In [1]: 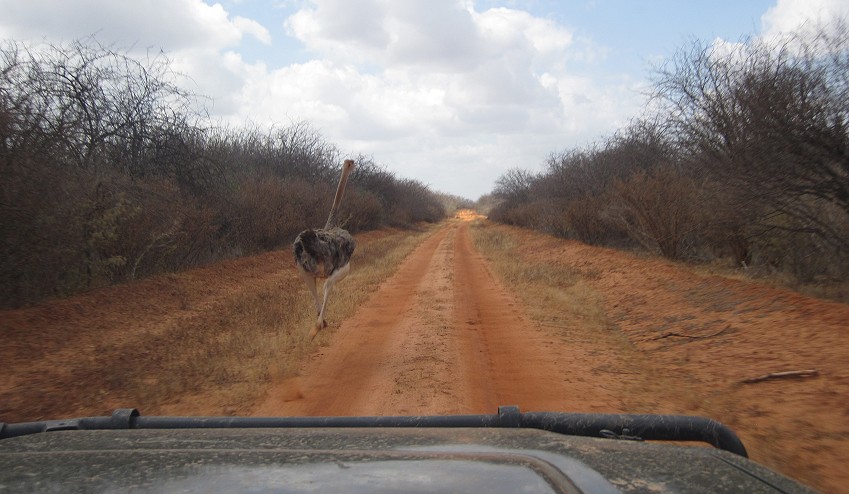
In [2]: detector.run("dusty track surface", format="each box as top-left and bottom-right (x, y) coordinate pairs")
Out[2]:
(4, 215), (848, 492)
(255, 220), (581, 416)
(254, 218), (849, 493)
(480, 222), (849, 494)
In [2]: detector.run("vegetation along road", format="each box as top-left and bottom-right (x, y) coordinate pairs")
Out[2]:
(3, 212), (848, 493)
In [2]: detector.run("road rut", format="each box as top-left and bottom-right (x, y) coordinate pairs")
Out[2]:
(254, 221), (581, 416)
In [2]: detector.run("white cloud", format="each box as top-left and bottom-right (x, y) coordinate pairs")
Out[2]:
(474, 7), (573, 59)
(263, 0), (633, 197)
(21, 1), (849, 198)
(761, 0), (849, 39)
(0, 0), (640, 198)
(698, 0), (849, 78)
(0, 0), (270, 50)
(705, 0), (849, 72)
(234, 16), (273, 45)
(708, 36), (748, 65)
(0, 0), (273, 122)
(285, 1), (578, 73)
(284, 0), (395, 65)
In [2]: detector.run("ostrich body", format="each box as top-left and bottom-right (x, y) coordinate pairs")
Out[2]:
(293, 159), (356, 339)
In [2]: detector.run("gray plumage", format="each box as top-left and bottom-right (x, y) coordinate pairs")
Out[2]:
(292, 159), (356, 339)
(292, 227), (355, 278)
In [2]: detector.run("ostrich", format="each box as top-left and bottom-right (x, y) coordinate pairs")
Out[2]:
(293, 159), (356, 339)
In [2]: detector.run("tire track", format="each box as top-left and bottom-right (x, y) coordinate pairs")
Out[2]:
(254, 219), (583, 416)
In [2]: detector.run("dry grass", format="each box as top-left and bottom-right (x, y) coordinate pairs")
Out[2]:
(150, 225), (440, 416)
(0, 224), (439, 421)
(467, 220), (681, 414)
(693, 258), (849, 306)
(469, 220), (611, 334)
(795, 280), (849, 305)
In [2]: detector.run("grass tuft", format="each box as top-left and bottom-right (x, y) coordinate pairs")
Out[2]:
(470, 222), (609, 332)
(146, 225), (440, 415)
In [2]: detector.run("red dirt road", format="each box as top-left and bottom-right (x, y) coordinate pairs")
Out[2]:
(255, 220), (582, 416)
(253, 217), (849, 493)
(4, 215), (848, 492)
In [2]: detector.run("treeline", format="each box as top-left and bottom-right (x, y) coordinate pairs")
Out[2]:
(0, 39), (445, 308)
(489, 24), (849, 283)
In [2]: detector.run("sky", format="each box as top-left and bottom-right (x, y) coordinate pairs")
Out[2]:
(1, 0), (848, 199)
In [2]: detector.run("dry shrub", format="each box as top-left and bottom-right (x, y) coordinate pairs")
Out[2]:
(697, 187), (755, 267)
(747, 203), (849, 282)
(0, 162), (203, 301)
(493, 200), (555, 233)
(338, 189), (383, 232)
(1, 157), (91, 303)
(229, 176), (328, 252)
(609, 167), (701, 259)
(78, 177), (224, 282)
(1, 39), (448, 307)
(385, 206), (411, 227)
(565, 195), (628, 246)
(513, 200), (571, 237)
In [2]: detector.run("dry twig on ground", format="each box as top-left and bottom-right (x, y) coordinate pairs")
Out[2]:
(742, 369), (820, 384)
(653, 325), (731, 341)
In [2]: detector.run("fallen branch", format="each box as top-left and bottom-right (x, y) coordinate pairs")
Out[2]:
(540, 323), (570, 330)
(742, 369), (819, 384)
(653, 325), (731, 341)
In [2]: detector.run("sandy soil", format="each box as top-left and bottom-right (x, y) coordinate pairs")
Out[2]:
(3, 214), (848, 492)
(255, 216), (849, 493)
(254, 219), (583, 416)
(476, 221), (849, 494)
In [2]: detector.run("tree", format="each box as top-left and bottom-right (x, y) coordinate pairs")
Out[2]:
(652, 26), (849, 254)
(493, 167), (536, 202)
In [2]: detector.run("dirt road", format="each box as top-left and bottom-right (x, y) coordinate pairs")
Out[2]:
(252, 216), (849, 493)
(255, 220), (590, 416)
(4, 214), (848, 492)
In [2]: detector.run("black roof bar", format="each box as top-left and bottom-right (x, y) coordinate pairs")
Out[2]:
(0, 405), (747, 457)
